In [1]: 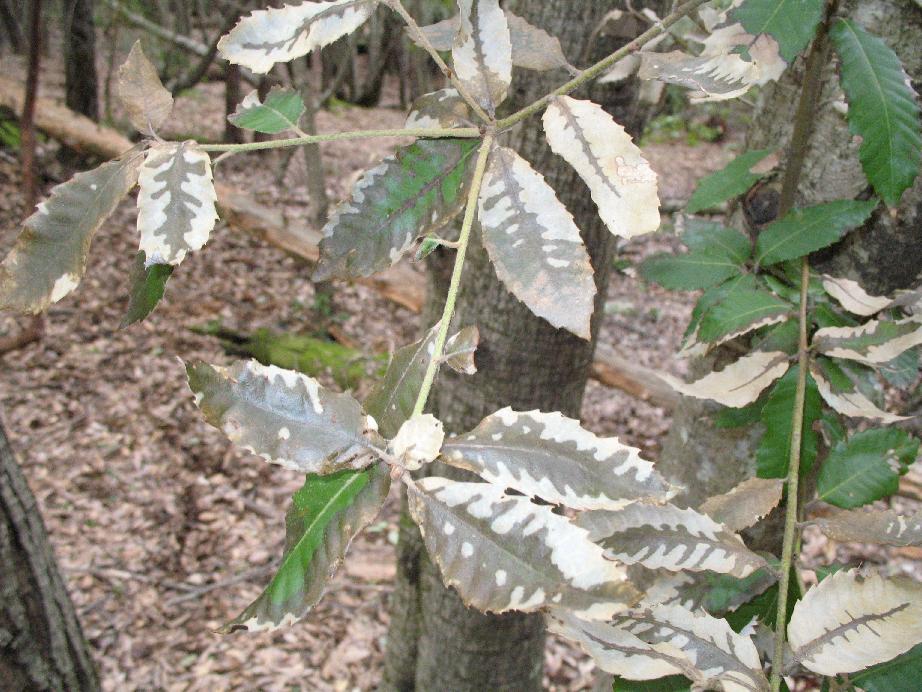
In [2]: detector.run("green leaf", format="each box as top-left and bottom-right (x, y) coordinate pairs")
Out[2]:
(880, 348), (920, 388)
(315, 139), (479, 280)
(686, 149), (775, 213)
(640, 251), (742, 291)
(699, 566), (779, 617)
(698, 288), (791, 343)
(850, 642), (922, 692)
(682, 220), (752, 262)
(121, 251), (173, 327)
(0, 153), (142, 313)
(221, 465), (390, 632)
(831, 19), (922, 207)
(712, 399), (764, 429)
(731, 0), (824, 62)
(756, 368), (822, 478)
(725, 564), (800, 631)
(612, 676), (691, 692)
(186, 360), (383, 475)
(478, 145), (596, 338)
(817, 428), (919, 508)
(684, 274), (760, 342)
(228, 87), (306, 134)
(755, 199), (878, 265)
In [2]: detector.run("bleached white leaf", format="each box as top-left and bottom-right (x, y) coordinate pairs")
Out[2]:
(822, 276), (895, 317)
(597, 55), (641, 84)
(443, 325), (479, 375)
(441, 408), (675, 512)
(660, 351), (790, 408)
(389, 413), (444, 471)
(543, 96), (660, 239)
(811, 362), (908, 423)
(405, 88), (473, 130)
(137, 142), (218, 266)
(699, 477), (784, 532)
(218, 0), (377, 74)
(808, 509), (922, 547)
(551, 606), (768, 692)
(452, 0), (512, 116)
(0, 152), (142, 313)
(407, 478), (638, 620)
(186, 360), (382, 474)
(788, 569), (922, 676)
(579, 502), (767, 578)
(477, 145), (596, 338)
(116, 41), (174, 134)
(813, 318), (922, 365)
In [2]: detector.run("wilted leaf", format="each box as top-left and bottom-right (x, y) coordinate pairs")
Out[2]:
(443, 325), (478, 374)
(788, 569), (922, 676)
(117, 41), (174, 134)
(660, 351), (790, 408)
(137, 142), (218, 266)
(441, 408), (675, 512)
(755, 368), (822, 478)
(228, 87), (306, 134)
(697, 287), (792, 343)
(543, 96), (660, 239)
(477, 145), (596, 338)
(817, 428), (919, 509)
(315, 139), (478, 280)
(811, 357), (908, 423)
(808, 509), (922, 547)
(121, 251), (173, 327)
(389, 413), (444, 471)
(551, 607), (768, 692)
(222, 466), (389, 632)
(186, 360), (382, 474)
(699, 478), (784, 532)
(364, 322), (474, 438)
(0, 153), (142, 313)
(686, 149), (775, 214)
(452, 0), (512, 116)
(831, 19), (922, 207)
(638, 50), (760, 103)
(407, 478), (637, 620)
(822, 275), (895, 316)
(217, 0), (378, 74)
(812, 317), (922, 365)
(731, 0), (824, 62)
(405, 88), (473, 130)
(580, 502), (767, 578)
(504, 11), (569, 72)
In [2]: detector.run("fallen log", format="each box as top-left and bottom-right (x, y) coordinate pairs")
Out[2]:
(0, 76), (676, 410)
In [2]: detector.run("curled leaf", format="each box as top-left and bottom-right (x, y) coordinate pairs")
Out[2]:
(699, 478), (784, 532)
(543, 96), (660, 239)
(822, 275), (894, 317)
(811, 359), (908, 423)
(389, 413), (444, 471)
(660, 351), (790, 408)
(117, 41), (174, 134)
(228, 87), (306, 134)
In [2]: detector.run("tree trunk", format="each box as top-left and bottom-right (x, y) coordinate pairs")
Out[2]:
(64, 0), (99, 121)
(657, 0), (922, 512)
(224, 64), (245, 144)
(0, 416), (100, 690)
(382, 2), (665, 689)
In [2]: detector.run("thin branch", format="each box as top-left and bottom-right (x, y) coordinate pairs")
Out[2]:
(411, 134), (494, 417)
(384, 0), (493, 124)
(770, 6), (836, 690)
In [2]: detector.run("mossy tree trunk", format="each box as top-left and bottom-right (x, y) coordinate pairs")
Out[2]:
(381, 1), (666, 689)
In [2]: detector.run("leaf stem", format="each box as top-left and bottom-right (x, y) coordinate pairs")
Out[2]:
(770, 8), (834, 690)
(411, 134), (494, 417)
(198, 127), (481, 153)
(494, 0), (712, 130)
(384, 0), (493, 124)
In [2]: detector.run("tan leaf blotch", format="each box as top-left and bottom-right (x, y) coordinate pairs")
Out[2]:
(660, 351), (790, 408)
(117, 41), (174, 134)
(452, 0), (512, 115)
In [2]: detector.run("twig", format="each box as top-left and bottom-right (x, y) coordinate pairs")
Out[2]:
(384, 0), (492, 124)
(770, 6), (835, 690)
(411, 134), (494, 417)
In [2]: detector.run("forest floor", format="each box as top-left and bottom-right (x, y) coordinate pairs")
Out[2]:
(1, 42), (920, 692)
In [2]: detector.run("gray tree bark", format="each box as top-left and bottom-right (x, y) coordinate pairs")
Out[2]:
(64, 0), (99, 121)
(0, 417), (100, 691)
(381, 2), (665, 689)
(657, 0), (922, 513)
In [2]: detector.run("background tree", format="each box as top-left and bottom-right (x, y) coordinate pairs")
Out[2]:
(64, 0), (99, 122)
(382, 1), (667, 689)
